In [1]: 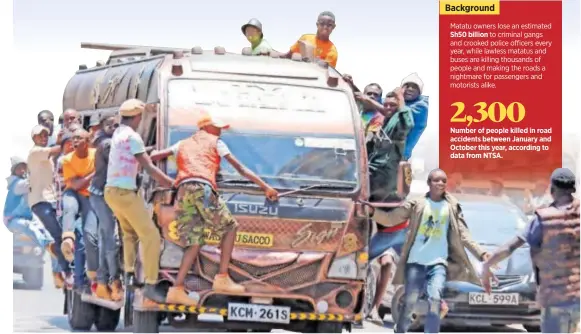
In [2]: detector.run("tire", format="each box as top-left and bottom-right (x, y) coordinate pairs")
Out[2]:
(67, 289), (97, 331)
(94, 307), (121, 332)
(391, 286), (422, 331)
(362, 266), (378, 318)
(523, 325), (541, 332)
(22, 267), (43, 290)
(133, 310), (159, 333)
(316, 322), (343, 333)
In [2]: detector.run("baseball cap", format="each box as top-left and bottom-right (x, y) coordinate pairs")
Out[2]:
(31, 125), (49, 138)
(197, 114), (230, 129)
(119, 99), (145, 117)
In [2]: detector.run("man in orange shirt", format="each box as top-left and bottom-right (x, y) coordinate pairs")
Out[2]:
(287, 11), (338, 68)
(149, 113), (278, 305)
(60, 128), (100, 292)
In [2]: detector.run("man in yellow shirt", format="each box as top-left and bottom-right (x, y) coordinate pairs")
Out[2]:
(60, 129), (100, 293)
(287, 11), (338, 68)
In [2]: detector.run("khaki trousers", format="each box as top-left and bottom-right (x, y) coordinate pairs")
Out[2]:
(104, 186), (160, 284)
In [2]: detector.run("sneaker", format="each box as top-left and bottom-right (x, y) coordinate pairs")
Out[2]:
(365, 307), (385, 326)
(212, 274), (245, 294)
(60, 238), (75, 263)
(143, 284), (167, 304)
(440, 301), (449, 319)
(166, 286), (198, 306)
(87, 271), (97, 282)
(95, 283), (112, 300)
(64, 273), (74, 290)
(52, 272), (65, 289)
(109, 280), (124, 302)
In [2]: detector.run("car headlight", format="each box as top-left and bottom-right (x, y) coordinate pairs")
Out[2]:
(327, 254), (358, 279)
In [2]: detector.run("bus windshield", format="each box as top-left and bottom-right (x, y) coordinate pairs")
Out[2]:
(166, 79), (360, 191)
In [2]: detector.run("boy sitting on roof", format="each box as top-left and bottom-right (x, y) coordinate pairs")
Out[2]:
(241, 19), (273, 55)
(285, 11), (338, 68)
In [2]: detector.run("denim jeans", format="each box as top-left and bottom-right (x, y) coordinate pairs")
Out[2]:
(31, 202), (70, 274)
(62, 190), (99, 276)
(541, 303), (580, 333)
(369, 228), (408, 261)
(90, 193), (120, 283)
(71, 218), (87, 288)
(6, 217), (54, 249)
(50, 257), (61, 273)
(395, 263), (447, 333)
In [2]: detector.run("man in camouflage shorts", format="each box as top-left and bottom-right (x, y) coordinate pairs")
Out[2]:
(174, 182), (237, 247)
(150, 113), (278, 306)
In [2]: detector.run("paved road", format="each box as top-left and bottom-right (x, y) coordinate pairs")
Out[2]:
(13, 254), (526, 332)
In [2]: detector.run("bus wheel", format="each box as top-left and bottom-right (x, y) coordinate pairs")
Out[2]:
(94, 307), (121, 332)
(133, 310), (160, 333)
(66, 289), (97, 331)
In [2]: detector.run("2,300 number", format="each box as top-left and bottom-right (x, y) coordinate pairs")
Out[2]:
(450, 101), (526, 127)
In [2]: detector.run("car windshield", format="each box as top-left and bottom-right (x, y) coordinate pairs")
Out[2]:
(462, 201), (528, 245)
(165, 79), (359, 191)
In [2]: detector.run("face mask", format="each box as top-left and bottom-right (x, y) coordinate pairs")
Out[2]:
(247, 35), (261, 43)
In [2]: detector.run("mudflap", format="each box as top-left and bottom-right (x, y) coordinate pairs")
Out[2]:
(63, 288), (68, 315)
(124, 277), (136, 328)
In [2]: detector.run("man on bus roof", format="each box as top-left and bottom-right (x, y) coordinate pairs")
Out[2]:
(241, 18), (273, 55)
(285, 11), (338, 68)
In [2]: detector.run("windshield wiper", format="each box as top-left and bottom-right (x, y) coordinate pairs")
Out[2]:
(299, 184), (356, 191)
(277, 183), (354, 197)
(219, 179), (255, 185)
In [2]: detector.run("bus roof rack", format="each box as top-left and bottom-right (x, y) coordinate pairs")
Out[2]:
(81, 42), (191, 54)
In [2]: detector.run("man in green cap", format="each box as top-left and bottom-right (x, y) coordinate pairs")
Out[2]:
(241, 18), (273, 55)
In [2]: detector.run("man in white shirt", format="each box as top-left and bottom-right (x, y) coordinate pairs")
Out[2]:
(27, 125), (72, 283)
